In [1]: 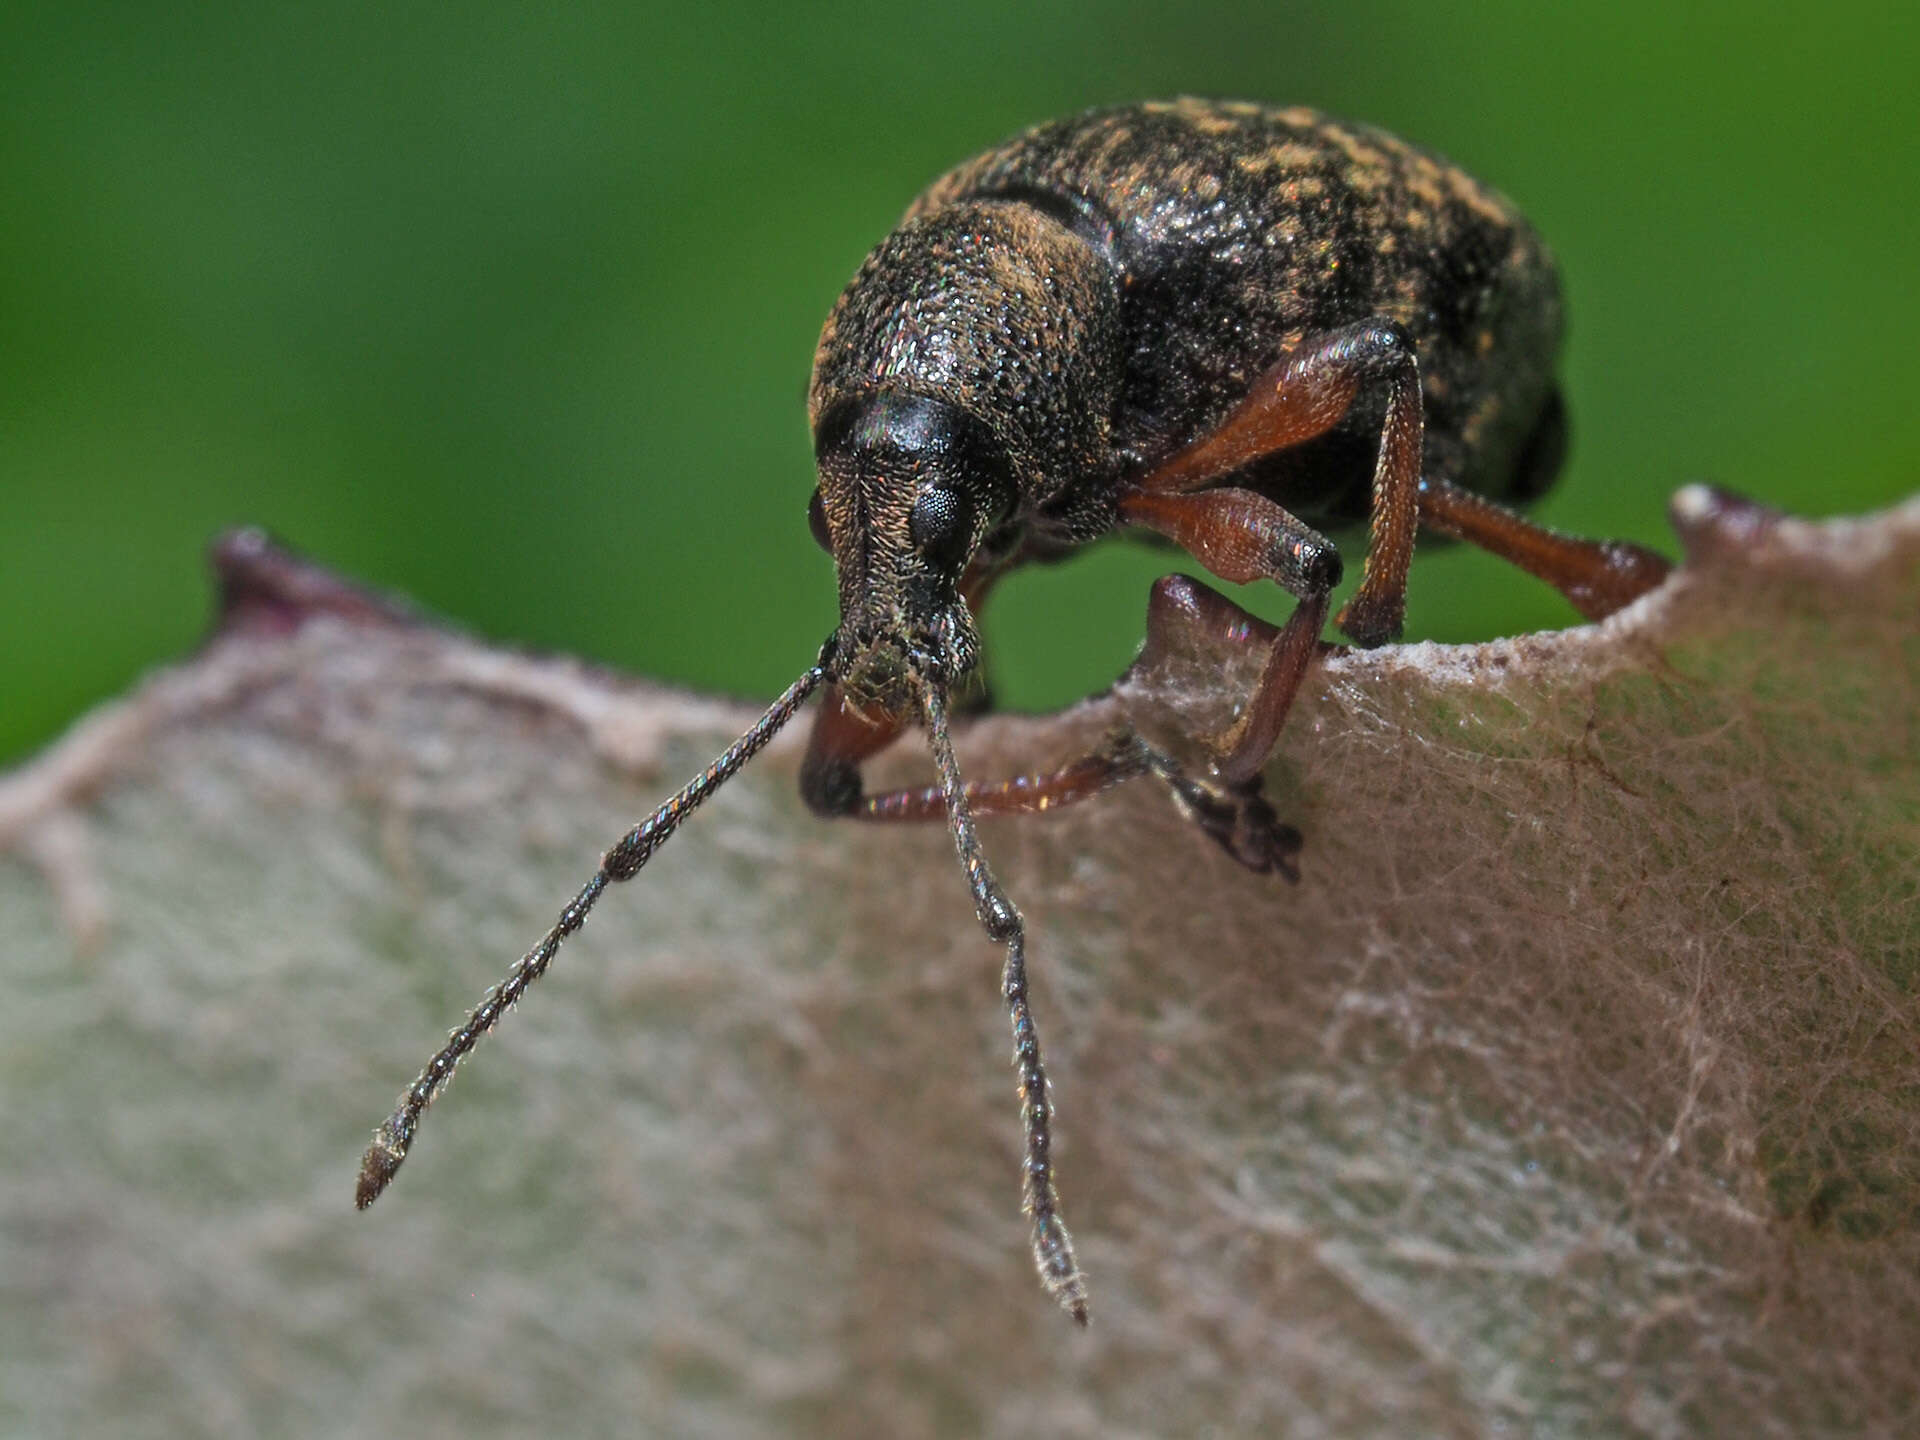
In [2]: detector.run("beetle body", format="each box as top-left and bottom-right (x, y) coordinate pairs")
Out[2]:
(360, 100), (1671, 1329)
(808, 99), (1570, 722)
(817, 98), (1563, 533)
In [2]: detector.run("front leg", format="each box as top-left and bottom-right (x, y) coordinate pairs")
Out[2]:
(801, 680), (1159, 824)
(1118, 485), (1337, 786)
(1138, 320), (1423, 649)
(798, 675), (1300, 877)
(801, 684), (1148, 821)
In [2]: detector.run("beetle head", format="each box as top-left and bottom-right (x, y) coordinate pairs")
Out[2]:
(810, 391), (1015, 713)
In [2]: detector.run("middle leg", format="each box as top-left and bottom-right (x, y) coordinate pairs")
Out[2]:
(1117, 484), (1338, 785)
(1137, 320), (1425, 649)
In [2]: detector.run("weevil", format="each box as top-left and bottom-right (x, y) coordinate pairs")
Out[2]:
(356, 99), (1672, 1324)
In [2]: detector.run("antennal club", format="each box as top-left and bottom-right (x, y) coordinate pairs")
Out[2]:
(921, 680), (1090, 1325)
(355, 656), (828, 1211)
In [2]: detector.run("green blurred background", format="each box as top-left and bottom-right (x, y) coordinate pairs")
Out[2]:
(4, 1), (1916, 769)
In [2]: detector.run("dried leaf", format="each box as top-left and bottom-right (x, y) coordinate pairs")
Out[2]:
(2, 493), (1915, 1437)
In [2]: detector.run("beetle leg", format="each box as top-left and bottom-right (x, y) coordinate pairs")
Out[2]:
(1118, 486), (1342, 595)
(804, 573), (1313, 877)
(1144, 750), (1303, 880)
(844, 741), (1153, 822)
(1116, 484), (1337, 785)
(1137, 321), (1422, 648)
(1129, 578), (1313, 876)
(807, 701), (1299, 876)
(800, 628), (1302, 875)
(799, 684), (910, 817)
(800, 512), (1319, 864)
(1416, 476), (1671, 620)
(803, 678), (1155, 822)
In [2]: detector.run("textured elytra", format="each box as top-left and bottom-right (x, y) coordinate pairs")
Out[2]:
(811, 97), (1561, 554)
(0, 495), (1916, 1437)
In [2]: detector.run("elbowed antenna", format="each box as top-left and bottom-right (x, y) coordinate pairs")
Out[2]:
(356, 651), (831, 1211)
(921, 680), (1089, 1324)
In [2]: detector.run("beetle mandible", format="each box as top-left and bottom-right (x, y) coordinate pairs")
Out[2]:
(356, 99), (1672, 1325)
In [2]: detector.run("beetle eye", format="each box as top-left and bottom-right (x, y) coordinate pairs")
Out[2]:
(807, 489), (833, 553)
(908, 486), (973, 576)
